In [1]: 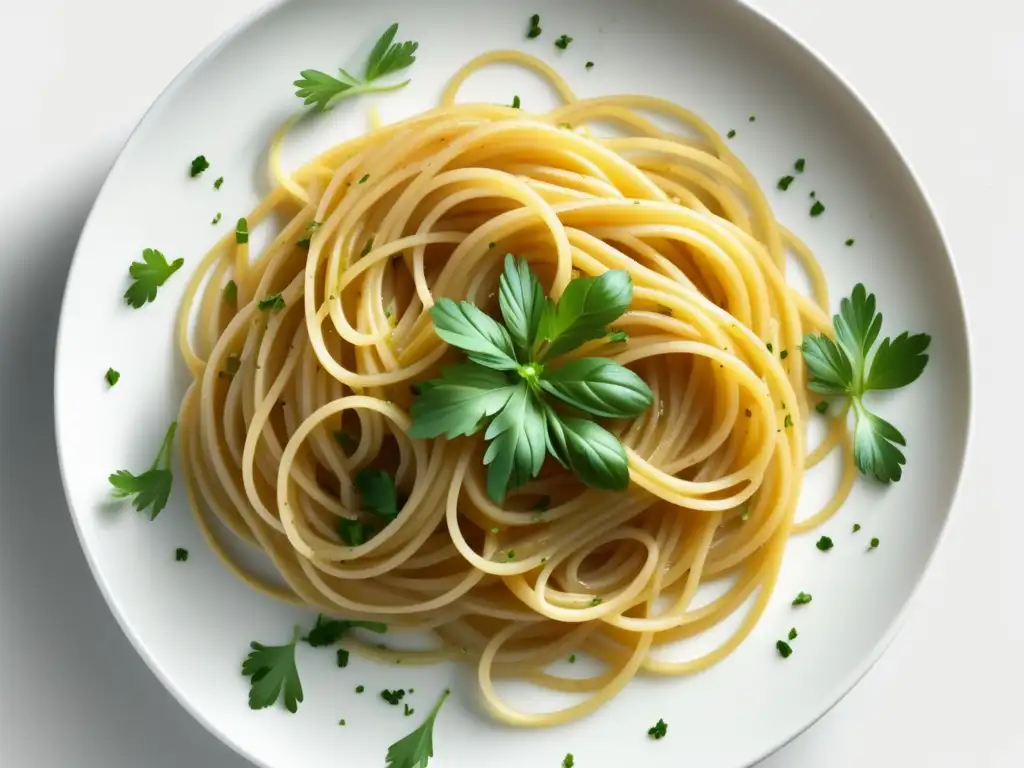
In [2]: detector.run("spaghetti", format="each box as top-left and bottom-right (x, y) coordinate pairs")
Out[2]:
(175, 50), (854, 726)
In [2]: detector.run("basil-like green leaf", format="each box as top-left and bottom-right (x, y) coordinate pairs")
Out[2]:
(482, 385), (547, 502)
(538, 270), (633, 360)
(540, 358), (653, 418)
(852, 403), (907, 483)
(498, 254), (545, 359)
(429, 298), (519, 371)
(544, 410), (629, 491)
(355, 469), (398, 518)
(408, 364), (517, 439)
(833, 283), (882, 385)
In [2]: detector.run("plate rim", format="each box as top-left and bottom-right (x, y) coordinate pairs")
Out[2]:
(52, 1), (976, 766)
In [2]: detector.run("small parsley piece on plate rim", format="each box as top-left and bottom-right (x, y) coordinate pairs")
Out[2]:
(105, 367), (120, 387)
(108, 421), (178, 519)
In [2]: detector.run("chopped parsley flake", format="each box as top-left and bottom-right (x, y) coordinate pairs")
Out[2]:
(845, 238), (855, 246)
(776, 640), (793, 658)
(358, 173), (370, 184)
(784, 413), (793, 428)
(258, 294), (285, 312)
(648, 718), (668, 739)
(792, 591), (812, 606)
(404, 703), (414, 717)
(336, 649), (349, 668)
(189, 155), (209, 177)
(816, 535), (834, 551)
(852, 523), (862, 532)
(381, 689), (406, 705)
(727, 129), (736, 139)
(511, 95), (521, 109)
(175, 547), (188, 562)
(810, 200), (825, 217)
(235, 217), (249, 244)
(590, 597), (603, 606)
(356, 685), (365, 693)
(749, 115), (756, 122)
(585, 61), (594, 69)
(766, 342), (773, 352)
(527, 13), (542, 38)
(780, 349), (789, 360)
(555, 34), (573, 50)
(213, 176), (224, 190)
(338, 718), (346, 726)
(568, 654), (576, 663)
(777, 175), (795, 191)
(211, 212), (222, 225)
(815, 401), (829, 414)
(563, 755), (575, 768)
(870, 537), (880, 549)
(788, 627), (798, 640)
(794, 158), (806, 172)
(105, 368), (120, 387)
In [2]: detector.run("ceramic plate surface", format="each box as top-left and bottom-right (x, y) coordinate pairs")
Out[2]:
(54, 1), (971, 766)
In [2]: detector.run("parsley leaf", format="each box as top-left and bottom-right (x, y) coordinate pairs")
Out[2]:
(108, 421), (177, 519)
(304, 613), (387, 647)
(294, 24), (416, 112)
(355, 469), (399, 518)
(852, 404), (907, 482)
(105, 368), (120, 387)
(242, 626), (303, 713)
(648, 718), (668, 739)
(865, 331), (930, 391)
(482, 385), (547, 502)
(384, 688), (450, 768)
(337, 517), (367, 546)
(540, 357), (652, 418)
(124, 248), (184, 308)
(498, 255), (545, 358)
(544, 409), (629, 491)
(258, 294), (285, 311)
(189, 155), (209, 177)
(407, 364), (517, 439)
(537, 270), (633, 360)
(800, 284), (929, 483)
(429, 298), (519, 370)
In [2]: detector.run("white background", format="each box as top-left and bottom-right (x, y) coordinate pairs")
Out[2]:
(0, 0), (1015, 766)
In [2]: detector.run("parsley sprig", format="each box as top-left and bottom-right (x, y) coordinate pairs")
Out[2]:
(108, 421), (177, 519)
(294, 23), (417, 112)
(409, 256), (652, 502)
(801, 284), (930, 482)
(242, 625), (303, 713)
(124, 248), (183, 308)
(303, 613), (387, 647)
(384, 688), (450, 768)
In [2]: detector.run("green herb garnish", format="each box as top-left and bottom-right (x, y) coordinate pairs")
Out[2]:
(242, 625), (303, 712)
(408, 255), (652, 501)
(555, 34), (573, 50)
(336, 649), (350, 668)
(108, 421), (177, 519)
(356, 469), (399, 518)
(189, 155), (209, 177)
(568, 654), (576, 663)
(235, 217), (249, 244)
(384, 688), (450, 768)
(784, 413), (793, 429)
(381, 689), (406, 705)
(175, 547), (188, 562)
(359, 173), (370, 184)
(608, 330), (629, 343)
(788, 627), (798, 640)
(727, 129), (736, 139)
(213, 176), (224, 189)
(815, 400), (829, 414)
(780, 349), (789, 360)
(304, 614), (387, 647)
(845, 238), (855, 246)
(527, 14), (542, 38)
(258, 294), (285, 311)
(511, 95), (521, 109)
(124, 248), (183, 308)
(294, 23), (417, 111)
(648, 718), (668, 739)
(776, 640), (793, 658)
(792, 591), (812, 606)
(749, 115), (756, 122)
(870, 537), (880, 549)
(211, 212), (222, 225)
(852, 523), (861, 532)
(337, 518), (367, 546)
(810, 200), (825, 217)
(816, 535), (834, 551)
(586, 61), (594, 69)
(563, 755), (575, 768)
(801, 284), (930, 482)
(404, 703), (415, 716)
(356, 685), (365, 693)
(105, 368), (120, 387)
(794, 158), (806, 172)
(223, 280), (237, 304)
(777, 175), (794, 191)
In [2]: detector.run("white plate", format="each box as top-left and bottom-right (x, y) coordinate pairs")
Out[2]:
(53, 0), (972, 766)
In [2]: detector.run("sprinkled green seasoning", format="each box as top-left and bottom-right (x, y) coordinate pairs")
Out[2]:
(810, 200), (825, 217)
(776, 640), (793, 658)
(870, 537), (880, 549)
(816, 535), (834, 551)
(511, 95), (521, 109)
(778, 175), (795, 191)
(794, 158), (806, 172)
(358, 173), (370, 184)
(784, 413), (793, 428)
(788, 627), (798, 641)
(648, 718), (668, 739)
(235, 218), (249, 244)
(792, 591), (812, 606)
(190, 155), (209, 177)
(586, 61), (594, 69)
(211, 212), (222, 225)
(845, 238), (855, 246)
(527, 14), (542, 38)
(815, 401), (829, 414)
(213, 176), (224, 189)
(105, 368), (120, 387)
(355, 685), (365, 693)
(852, 523), (862, 533)
(555, 34), (573, 50)
(727, 129), (736, 139)
(175, 547), (189, 562)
